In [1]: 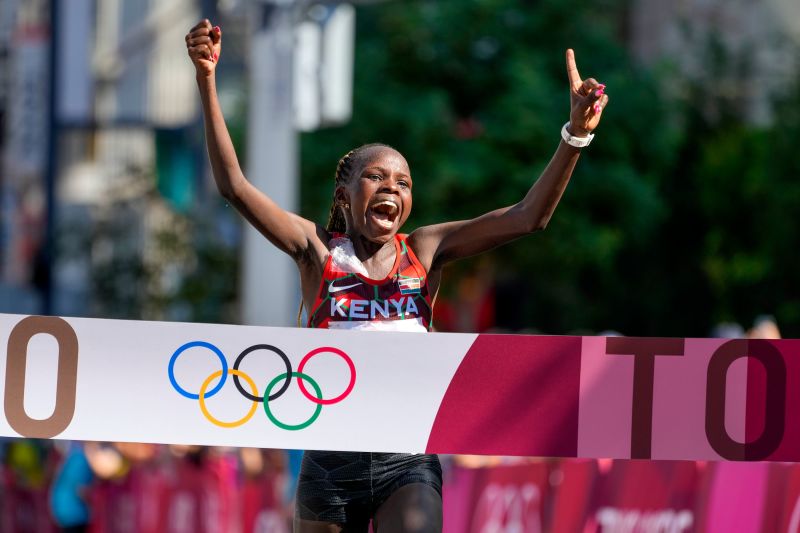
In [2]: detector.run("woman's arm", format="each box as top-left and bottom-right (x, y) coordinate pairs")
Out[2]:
(409, 49), (609, 271)
(187, 20), (323, 260)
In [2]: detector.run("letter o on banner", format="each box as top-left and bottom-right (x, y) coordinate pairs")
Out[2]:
(5, 316), (79, 438)
(705, 339), (786, 460)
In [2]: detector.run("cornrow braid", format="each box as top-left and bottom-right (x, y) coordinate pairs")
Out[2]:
(325, 143), (393, 233)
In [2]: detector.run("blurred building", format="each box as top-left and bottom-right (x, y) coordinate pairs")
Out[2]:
(631, 0), (800, 124)
(0, 0), (357, 322)
(49, 0), (247, 320)
(1, 0), (47, 312)
(0, 0), (249, 319)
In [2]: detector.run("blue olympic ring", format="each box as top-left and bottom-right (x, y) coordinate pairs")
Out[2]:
(168, 341), (228, 399)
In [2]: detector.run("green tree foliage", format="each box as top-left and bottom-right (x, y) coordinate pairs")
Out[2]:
(653, 35), (800, 336)
(65, 166), (239, 324)
(300, 0), (800, 336)
(301, 0), (674, 334)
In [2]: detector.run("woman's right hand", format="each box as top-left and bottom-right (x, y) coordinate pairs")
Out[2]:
(185, 19), (221, 77)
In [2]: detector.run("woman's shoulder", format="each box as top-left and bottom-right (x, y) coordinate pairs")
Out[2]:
(403, 228), (437, 273)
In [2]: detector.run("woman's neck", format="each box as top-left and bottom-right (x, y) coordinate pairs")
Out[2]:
(349, 233), (397, 277)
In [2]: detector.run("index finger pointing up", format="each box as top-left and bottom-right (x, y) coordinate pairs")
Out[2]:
(566, 49), (582, 92)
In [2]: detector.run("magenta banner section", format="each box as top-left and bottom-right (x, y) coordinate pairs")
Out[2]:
(430, 335), (800, 462)
(442, 459), (800, 532)
(761, 339), (800, 461)
(426, 334), (583, 456)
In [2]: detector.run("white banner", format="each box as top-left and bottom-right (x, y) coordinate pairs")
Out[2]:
(3, 313), (799, 462)
(0, 314), (473, 452)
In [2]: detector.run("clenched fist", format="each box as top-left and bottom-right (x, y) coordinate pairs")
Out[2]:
(185, 19), (221, 77)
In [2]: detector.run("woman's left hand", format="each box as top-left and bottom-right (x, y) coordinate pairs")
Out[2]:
(566, 49), (609, 137)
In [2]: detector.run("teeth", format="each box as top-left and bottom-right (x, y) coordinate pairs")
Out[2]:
(373, 201), (398, 213)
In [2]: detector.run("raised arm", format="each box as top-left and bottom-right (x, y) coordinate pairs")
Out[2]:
(409, 49), (609, 271)
(186, 20), (322, 260)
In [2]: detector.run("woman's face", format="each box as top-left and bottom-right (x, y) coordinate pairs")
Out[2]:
(339, 147), (413, 243)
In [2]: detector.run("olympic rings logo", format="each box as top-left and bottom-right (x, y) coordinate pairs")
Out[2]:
(167, 342), (356, 431)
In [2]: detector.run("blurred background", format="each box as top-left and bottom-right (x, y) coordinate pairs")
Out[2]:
(1, 0), (800, 531)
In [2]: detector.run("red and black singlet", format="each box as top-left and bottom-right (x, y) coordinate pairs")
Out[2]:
(307, 234), (432, 332)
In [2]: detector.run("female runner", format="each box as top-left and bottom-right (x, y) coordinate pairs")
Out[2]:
(186, 18), (608, 533)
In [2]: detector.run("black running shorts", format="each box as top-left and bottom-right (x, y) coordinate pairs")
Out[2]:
(295, 451), (442, 526)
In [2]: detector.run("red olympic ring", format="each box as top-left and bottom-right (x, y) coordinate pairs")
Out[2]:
(297, 346), (356, 405)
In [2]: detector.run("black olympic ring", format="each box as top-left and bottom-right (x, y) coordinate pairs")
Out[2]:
(233, 344), (292, 402)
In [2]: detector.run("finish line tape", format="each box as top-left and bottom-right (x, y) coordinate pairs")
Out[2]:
(0, 313), (797, 462)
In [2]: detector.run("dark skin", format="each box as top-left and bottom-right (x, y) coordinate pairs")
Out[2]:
(187, 18), (608, 533)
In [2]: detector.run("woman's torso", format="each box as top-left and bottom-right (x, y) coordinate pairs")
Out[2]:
(306, 233), (433, 332)
(297, 234), (442, 523)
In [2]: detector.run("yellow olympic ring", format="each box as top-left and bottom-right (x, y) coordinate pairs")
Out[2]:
(198, 369), (259, 428)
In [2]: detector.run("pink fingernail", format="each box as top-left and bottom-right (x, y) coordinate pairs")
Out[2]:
(593, 103), (601, 113)
(213, 52), (218, 61)
(213, 26), (221, 33)
(595, 89), (604, 97)
(598, 83), (606, 89)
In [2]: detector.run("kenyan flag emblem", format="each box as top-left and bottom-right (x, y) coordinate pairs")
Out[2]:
(398, 277), (422, 295)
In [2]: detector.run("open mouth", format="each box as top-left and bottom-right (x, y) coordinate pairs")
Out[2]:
(368, 200), (399, 230)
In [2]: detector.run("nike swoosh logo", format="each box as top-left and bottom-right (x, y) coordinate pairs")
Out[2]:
(328, 280), (363, 294)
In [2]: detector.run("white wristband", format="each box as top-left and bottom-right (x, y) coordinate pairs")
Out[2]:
(561, 122), (594, 148)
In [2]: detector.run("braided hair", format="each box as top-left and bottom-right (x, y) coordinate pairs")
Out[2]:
(325, 143), (393, 233)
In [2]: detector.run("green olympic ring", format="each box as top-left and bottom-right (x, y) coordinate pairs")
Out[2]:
(263, 372), (323, 431)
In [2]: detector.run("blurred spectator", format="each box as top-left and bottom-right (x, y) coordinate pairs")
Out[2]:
(240, 448), (290, 532)
(2, 439), (58, 531)
(50, 442), (93, 533)
(83, 442), (129, 481)
(748, 314), (782, 339)
(710, 322), (746, 339)
(434, 259), (496, 333)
